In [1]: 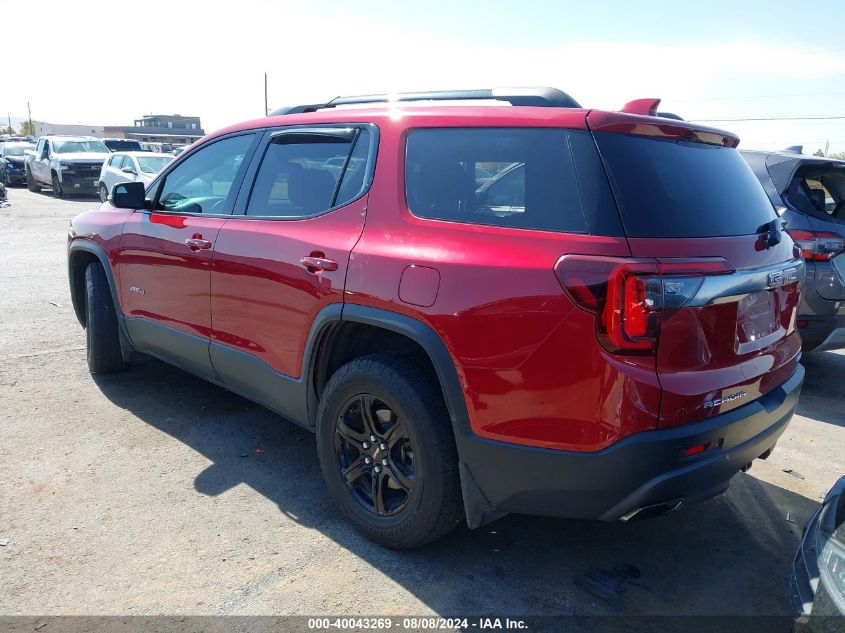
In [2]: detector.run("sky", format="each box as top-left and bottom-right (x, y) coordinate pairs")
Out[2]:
(3, 0), (845, 154)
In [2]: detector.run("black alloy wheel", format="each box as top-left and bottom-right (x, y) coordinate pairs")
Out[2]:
(335, 394), (414, 516)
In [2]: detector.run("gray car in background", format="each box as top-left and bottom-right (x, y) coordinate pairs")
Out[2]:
(742, 149), (845, 352)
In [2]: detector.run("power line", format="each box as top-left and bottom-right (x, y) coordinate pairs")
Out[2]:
(670, 91), (845, 102)
(691, 115), (845, 122)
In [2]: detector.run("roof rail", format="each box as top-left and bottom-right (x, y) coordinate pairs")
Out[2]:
(270, 87), (581, 116)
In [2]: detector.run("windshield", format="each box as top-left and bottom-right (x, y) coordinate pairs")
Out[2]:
(3, 144), (33, 156)
(104, 140), (143, 152)
(53, 139), (109, 154)
(595, 132), (777, 237)
(137, 155), (173, 174)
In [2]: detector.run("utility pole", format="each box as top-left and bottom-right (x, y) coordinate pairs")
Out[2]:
(825, 139), (830, 157)
(264, 73), (269, 117)
(27, 101), (33, 136)
(7, 113), (11, 134)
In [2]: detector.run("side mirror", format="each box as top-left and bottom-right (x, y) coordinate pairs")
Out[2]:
(40, 151), (48, 160)
(110, 181), (147, 208)
(121, 166), (137, 175)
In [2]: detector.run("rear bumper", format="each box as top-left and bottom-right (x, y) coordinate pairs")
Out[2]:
(456, 364), (804, 527)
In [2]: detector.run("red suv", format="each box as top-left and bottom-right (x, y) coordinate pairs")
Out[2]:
(68, 88), (805, 548)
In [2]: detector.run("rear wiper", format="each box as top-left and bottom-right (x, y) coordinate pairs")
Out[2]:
(758, 218), (786, 249)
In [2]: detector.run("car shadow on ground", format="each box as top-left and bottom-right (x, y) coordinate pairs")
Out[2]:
(796, 351), (845, 428)
(94, 359), (819, 617)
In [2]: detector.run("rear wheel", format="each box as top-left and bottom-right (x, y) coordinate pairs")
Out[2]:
(84, 262), (127, 373)
(51, 172), (63, 198)
(99, 183), (108, 203)
(26, 168), (40, 192)
(316, 354), (462, 549)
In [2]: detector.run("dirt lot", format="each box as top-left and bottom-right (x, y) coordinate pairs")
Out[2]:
(1, 186), (844, 617)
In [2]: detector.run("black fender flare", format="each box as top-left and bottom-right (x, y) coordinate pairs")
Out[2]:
(303, 304), (498, 528)
(67, 239), (132, 347)
(303, 303), (470, 431)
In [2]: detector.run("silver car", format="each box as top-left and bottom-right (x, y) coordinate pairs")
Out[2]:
(742, 149), (845, 352)
(98, 151), (174, 202)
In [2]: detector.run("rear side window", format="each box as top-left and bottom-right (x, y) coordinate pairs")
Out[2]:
(783, 164), (845, 222)
(595, 132), (776, 238)
(405, 128), (587, 233)
(246, 129), (369, 218)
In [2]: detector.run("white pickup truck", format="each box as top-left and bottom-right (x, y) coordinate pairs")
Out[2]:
(26, 136), (110, 198)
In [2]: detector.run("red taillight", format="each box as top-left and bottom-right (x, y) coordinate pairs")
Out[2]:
(623, 274), (653, 338)
(555, 255), (732, 355)
(787, 229), (845, 261)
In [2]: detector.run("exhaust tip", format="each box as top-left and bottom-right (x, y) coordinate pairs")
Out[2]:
(619, 499), (684, 522)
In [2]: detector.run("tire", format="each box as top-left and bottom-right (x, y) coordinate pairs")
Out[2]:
(84, 262), (127, 373)
(26, 168), (40, 192)
(316, 353), (462, 549)
(51, 172), (63, 198)
(99, 183), (108, 203)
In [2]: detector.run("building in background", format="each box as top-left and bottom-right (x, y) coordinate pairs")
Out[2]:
(108, 114), (205, 146)
(33, 114), (204, 147)
(34, 122), (105, 137)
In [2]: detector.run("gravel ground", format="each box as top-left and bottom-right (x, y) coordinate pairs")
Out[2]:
(1, 187), (843, 617)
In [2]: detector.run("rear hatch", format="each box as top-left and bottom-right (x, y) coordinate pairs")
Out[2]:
(588, 114), (803, 426)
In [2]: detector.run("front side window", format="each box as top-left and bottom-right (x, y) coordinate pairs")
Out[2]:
(246, 129), (370, 218)
(155, 134), (254, 214)
(405, 128), (587, 233)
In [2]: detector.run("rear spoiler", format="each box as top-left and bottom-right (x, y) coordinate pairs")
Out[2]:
(588, 98), (739, 148)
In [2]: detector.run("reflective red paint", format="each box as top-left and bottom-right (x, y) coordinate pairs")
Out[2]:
(68, 104), (801, 453)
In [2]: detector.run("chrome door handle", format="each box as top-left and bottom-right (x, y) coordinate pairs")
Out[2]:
(300, 256), (338, 272)
(185, 238), (212, 251)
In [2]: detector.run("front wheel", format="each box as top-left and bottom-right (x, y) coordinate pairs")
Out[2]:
(51, 172), (63, 198)
(99, 183), (109, 203)
(26, 168), (40, 192)
(84, 262), (127, 373)
(316, 354), (462, 549)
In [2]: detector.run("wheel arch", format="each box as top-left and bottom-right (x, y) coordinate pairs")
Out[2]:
(306, 304), (470, 432)
(306, 304), (498, 528)
(68, 240), (122, 328)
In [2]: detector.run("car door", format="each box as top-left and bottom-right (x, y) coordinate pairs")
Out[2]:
(32, 139), (48, 183)
(209, 125), (374, 419)
(123, 155), (140, 183)
(103, 155), (122, 191)
(115, 132), (259, 380)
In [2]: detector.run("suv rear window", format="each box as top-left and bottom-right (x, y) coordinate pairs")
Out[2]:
(595, 132), (776, 238)
(405, 128), (587, 233)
